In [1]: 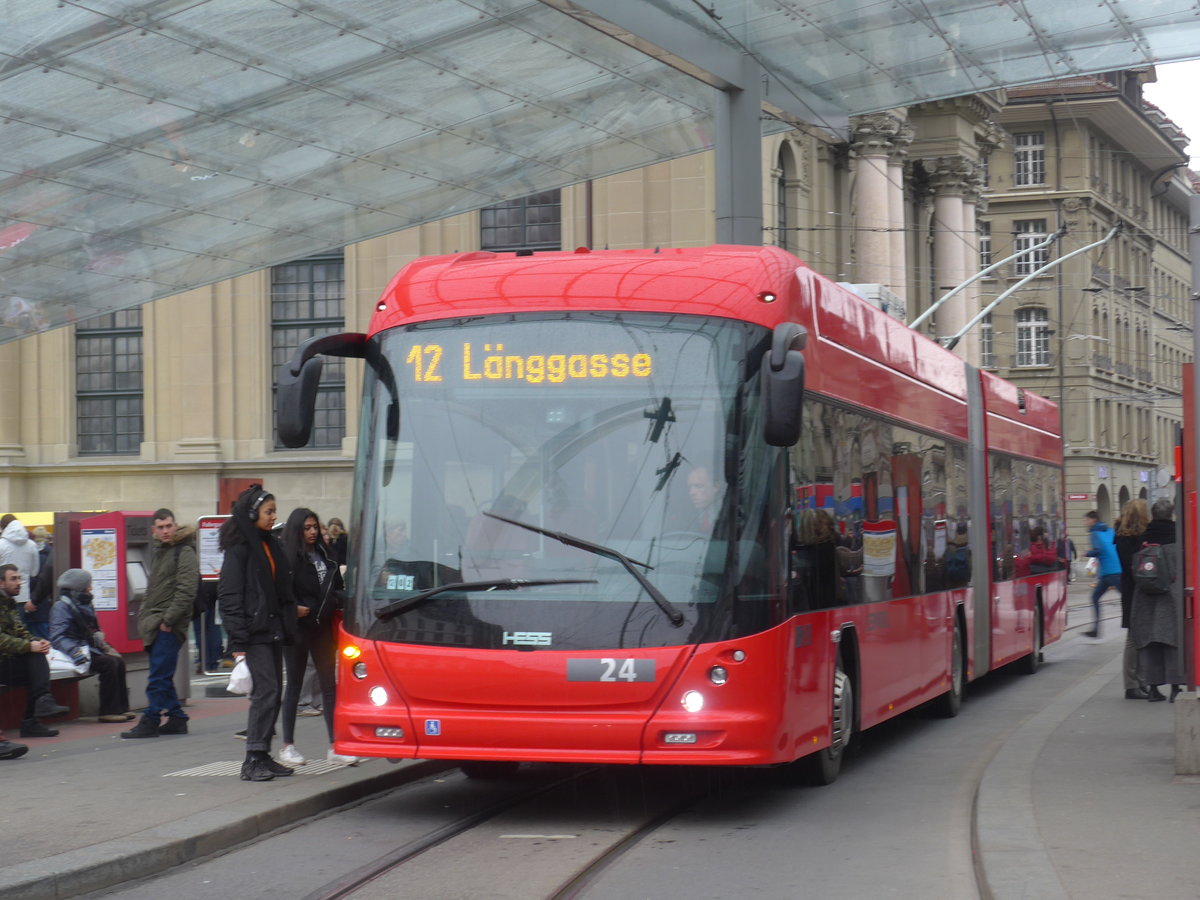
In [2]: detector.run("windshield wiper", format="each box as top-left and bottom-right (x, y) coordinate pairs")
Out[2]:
(375, 578), (596, 621)
(483, 512), (685, 626)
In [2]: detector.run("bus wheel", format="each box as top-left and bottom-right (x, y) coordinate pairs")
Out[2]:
(459, 760), (521, 780)
(932, 615), (965, 718)
(798, 651), (854, 786)
(1017, 603), (1043, 675)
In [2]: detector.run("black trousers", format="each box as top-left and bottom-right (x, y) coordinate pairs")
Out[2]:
(280, 623), (337, 745)
(244, 643), (284, 753)
(90, 651), (130, 716)
(0, 650), (53, 720)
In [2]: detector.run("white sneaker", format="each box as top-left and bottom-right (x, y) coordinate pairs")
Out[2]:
(326, 748), (361, 766)
(279, 744), (306, 766)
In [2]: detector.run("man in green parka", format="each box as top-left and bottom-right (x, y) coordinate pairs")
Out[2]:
(122, 508), (197, 739)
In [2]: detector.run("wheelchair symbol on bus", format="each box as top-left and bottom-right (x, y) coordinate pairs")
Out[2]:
(425, 720), (441, 736)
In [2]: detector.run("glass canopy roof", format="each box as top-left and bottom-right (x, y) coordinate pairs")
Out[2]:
(2, 0), (1199, 341)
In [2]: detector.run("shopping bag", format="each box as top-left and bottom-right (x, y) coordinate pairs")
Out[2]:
(226, 657), (252, 695)
(48, 647), (90, 677)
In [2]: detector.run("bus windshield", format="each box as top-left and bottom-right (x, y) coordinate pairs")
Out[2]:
(346, 312), (775, 650)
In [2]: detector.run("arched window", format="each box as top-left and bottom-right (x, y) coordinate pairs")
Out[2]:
(1015, 307), (1050, 367)
(775, 143), (799, 252)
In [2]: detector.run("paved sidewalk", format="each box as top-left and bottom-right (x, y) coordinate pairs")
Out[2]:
(0, 584), (1194, 900)
(0, 691), (433, 900)
(976, 629), (1197, 899)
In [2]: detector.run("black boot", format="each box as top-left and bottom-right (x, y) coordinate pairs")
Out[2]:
(159, 717), (189, 735)
(121, 715), (161, 739)
(33, 695), (69, 719)
(1124, 687), (1150, 700)
(240, 754), (275, 782)
(1170, 685), (1183, 703)
(1147, 685), (1166, 702)
(19, 720), (58, 738)
(259, 751), (294, 777)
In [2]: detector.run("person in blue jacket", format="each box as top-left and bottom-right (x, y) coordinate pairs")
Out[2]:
(1084, 510), (1121, 637)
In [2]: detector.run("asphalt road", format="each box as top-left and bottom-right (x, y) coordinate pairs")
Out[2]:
(81, 618), (1119, 900)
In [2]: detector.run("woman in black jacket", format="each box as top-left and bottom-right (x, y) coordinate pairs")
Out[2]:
(277, 507), (358, 767)
(218, 484), (298, 782)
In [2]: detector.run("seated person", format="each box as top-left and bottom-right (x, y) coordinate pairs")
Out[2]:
(0, 563), (68, 738)
(678, 465), (724, 534)
(942, 523), (972, 588)
(1026, 525), (1062, 574)
(49, 569), (134, 724)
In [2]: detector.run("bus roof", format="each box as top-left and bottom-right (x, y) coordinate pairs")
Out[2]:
(370, 245), (1059, 442)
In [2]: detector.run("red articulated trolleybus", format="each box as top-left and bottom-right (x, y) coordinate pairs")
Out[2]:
(277, 245), (1067, 783)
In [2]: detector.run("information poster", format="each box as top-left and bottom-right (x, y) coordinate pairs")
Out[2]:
(197, 516), (229, 581)
(81, 527), (119, 611)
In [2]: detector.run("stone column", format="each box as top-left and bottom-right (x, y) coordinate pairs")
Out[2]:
(850, 113), (902, 290)
(961, 168), (986, 363)
(929, 156), (979, 361)
(887, 123), (914, 308)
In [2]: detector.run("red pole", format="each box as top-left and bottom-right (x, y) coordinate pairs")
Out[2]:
(1185, 364), (1197, 691)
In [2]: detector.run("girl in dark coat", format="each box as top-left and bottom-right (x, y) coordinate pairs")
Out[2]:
(218, 484), (298, 782)
(326, 518), (349, 566)
(1114, 499), (1150, 699)
(277, 508), (358, 767)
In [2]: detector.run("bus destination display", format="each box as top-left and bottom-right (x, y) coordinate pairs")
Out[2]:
(405, 342), (653, 384)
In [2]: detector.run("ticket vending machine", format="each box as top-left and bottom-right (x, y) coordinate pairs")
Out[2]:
(74, 511), (154, 654)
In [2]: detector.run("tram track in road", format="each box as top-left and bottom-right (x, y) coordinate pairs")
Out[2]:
(303, 764), (721, 900)
(303, 765), (601, 900)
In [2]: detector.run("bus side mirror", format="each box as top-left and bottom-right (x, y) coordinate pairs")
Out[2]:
(277, 355), (325, 448)
(276, 332), (368, 448)
(762, 322), (807, 447)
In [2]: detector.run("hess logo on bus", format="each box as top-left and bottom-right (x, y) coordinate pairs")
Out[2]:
(503, 631), (552, 646)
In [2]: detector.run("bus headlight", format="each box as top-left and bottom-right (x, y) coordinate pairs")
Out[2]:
(368, 686), (389, 706)
(352, 662), (368, 680)
(681, 690), (704, 713)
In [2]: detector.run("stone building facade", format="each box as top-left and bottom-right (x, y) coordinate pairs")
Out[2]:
(0, 71), (1191, 527)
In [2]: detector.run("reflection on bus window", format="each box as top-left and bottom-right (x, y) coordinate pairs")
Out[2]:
(789, 399), (970, 605)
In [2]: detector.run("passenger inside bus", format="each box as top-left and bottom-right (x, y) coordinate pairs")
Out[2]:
(942, 522), (972, 588)
(1015, 524), (1062, 576)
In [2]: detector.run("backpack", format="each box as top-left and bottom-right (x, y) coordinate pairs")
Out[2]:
(1132, 542), (1172, 594)
(944, 545), (970, 585)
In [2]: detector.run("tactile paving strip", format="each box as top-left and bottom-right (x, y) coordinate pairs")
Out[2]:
(164, 760), (351, 777)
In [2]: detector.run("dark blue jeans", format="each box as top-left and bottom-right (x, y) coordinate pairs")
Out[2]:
(1090, 572), (1120, 631)
(193, 609), (224, 670)
(144, 631), (187, 720)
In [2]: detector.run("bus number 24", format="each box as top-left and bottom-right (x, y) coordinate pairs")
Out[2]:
(567, 658), (655, 682)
